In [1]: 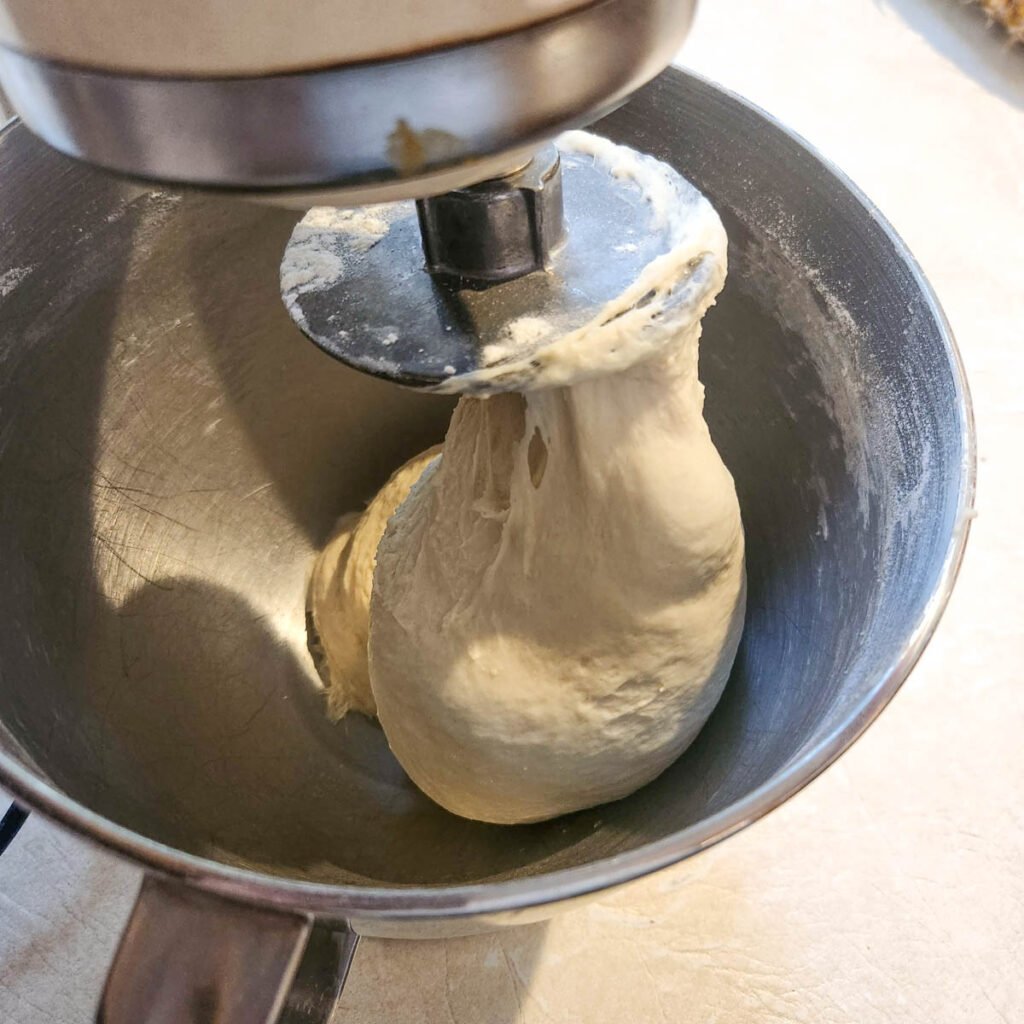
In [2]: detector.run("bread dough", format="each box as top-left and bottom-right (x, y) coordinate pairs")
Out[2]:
(313, 132), (745, 824)
(309, 445), (441, 718)
(369, 135), (744, 823)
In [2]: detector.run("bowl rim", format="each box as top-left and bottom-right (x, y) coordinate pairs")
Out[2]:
(0, 65), (977, 919)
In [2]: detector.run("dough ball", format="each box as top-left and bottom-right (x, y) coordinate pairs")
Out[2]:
(369, 372), (745, 824)
(309, 445), (441, 718)
(313, 132), (746, 825)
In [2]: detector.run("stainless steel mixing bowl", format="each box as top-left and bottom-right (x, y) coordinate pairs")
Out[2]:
(0, 68), (973, 1022)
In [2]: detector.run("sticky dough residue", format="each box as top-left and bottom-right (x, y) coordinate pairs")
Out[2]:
(280, 204), (397, 324)
(432, 130), (728, 393)
(0, 265), (34, 299)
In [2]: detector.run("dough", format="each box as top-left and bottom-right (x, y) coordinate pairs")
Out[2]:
(367, 135), (746, 824)
(309, 445), (441, 718)
(312, 132), (745, 824)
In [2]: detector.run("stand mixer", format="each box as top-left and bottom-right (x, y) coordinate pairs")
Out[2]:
(0, 0), (697, 390)
(0, 4), (974, 1023)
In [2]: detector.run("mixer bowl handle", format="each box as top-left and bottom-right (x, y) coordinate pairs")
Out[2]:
(97, 874), (358, 1024)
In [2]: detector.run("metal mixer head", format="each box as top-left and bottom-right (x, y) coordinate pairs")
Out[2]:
(280, 139), (685, 393)
(0, 0), (696, 201)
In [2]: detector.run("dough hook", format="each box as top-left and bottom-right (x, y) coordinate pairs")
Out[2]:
(280, 143), (680, 394)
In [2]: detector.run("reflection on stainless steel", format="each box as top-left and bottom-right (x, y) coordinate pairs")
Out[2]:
(0, 0), (695, 197)
(98, 875), (312, 1024)
(97, 875), (357, 1024)
(0, 67), (973, 1012)
(279, 923), (360, 1024)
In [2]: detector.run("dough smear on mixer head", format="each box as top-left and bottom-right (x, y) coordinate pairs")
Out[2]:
(309, 132), (746, 824)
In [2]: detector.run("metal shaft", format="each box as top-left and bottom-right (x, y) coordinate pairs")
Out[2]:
(415, 146), (564, 285)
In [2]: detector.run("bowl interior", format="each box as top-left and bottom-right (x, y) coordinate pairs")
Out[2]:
(0, 72), (968, 888)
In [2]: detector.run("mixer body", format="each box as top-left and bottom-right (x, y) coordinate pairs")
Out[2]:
(0, 0), (696, 200)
